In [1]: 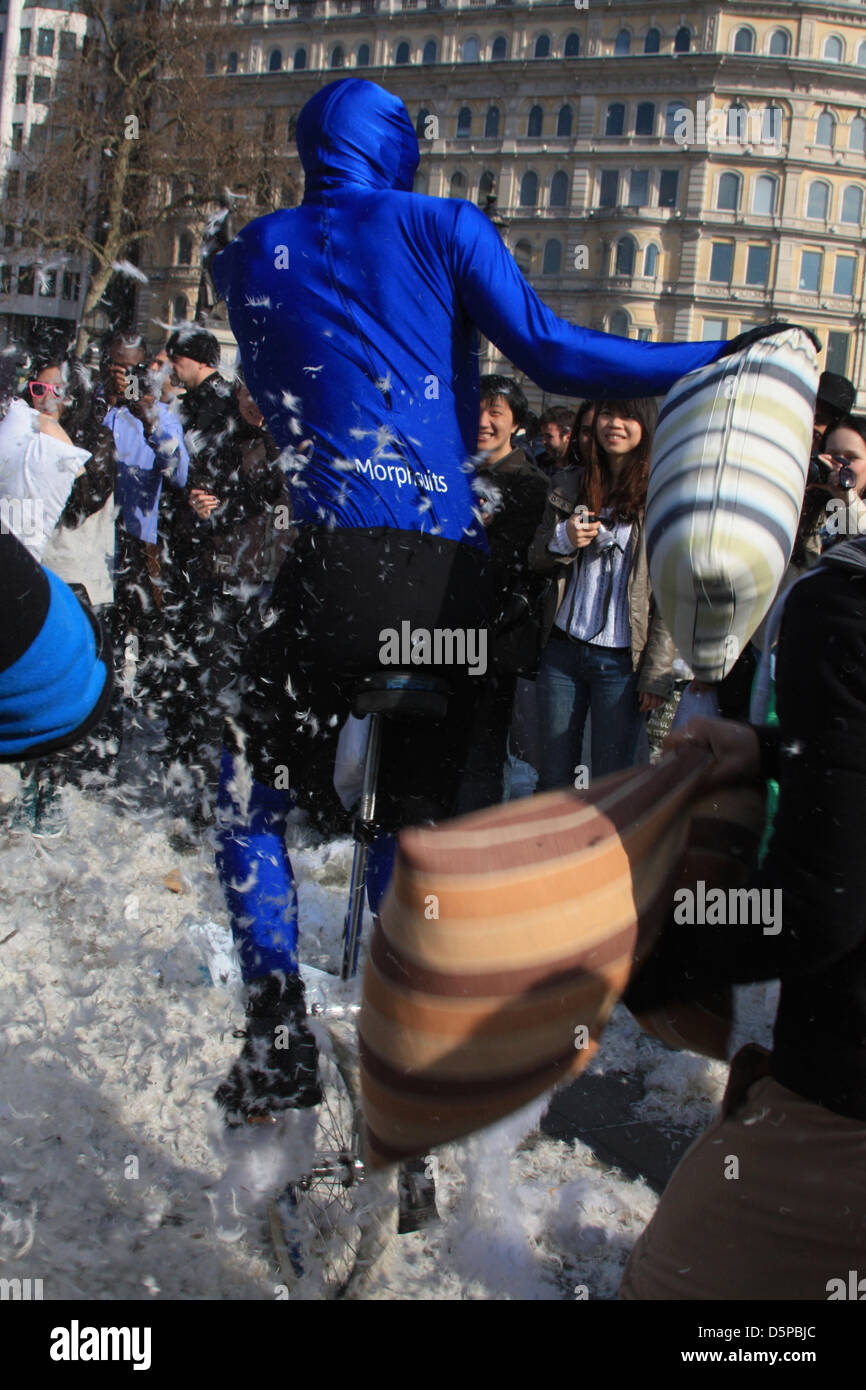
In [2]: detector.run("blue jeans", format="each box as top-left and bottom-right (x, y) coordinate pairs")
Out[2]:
(536, 632), (644, 790)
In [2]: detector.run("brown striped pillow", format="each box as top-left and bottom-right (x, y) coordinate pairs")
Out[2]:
(359, 748), (763, 1169)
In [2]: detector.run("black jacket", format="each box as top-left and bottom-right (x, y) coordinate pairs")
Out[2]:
(626, 540), (866, 1121)
(475, 446), (549, 592)
(475, 446), (550, 675)
(171, 374), (282, 572)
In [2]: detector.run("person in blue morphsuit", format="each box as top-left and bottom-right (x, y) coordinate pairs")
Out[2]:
(209, 77), (736, 1122)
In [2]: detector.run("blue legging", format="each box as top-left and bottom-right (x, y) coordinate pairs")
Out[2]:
(215, 747), (395, 982)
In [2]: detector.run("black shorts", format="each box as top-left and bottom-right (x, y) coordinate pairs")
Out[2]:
(228, 526), (496, 830)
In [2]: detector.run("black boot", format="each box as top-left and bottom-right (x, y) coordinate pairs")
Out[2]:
(215, 974), (323, 1124)
(397, 1155), (440, 1234)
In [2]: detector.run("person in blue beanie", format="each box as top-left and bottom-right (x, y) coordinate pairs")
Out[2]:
(0, 527), (113, 766)
(207, 77), (771, 1121)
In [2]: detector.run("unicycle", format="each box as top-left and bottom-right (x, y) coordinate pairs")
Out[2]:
(269, 967), (394, 1299)
(269, 669), (451, 1296)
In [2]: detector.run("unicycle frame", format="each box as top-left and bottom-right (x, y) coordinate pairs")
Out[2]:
(341, 712), (382, 981)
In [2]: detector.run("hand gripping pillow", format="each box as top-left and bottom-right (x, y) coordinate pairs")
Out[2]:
(646, 327), (819, 682)
(359, 749), (765, 1168)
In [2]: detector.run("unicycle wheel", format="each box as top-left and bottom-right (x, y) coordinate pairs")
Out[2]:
(269, 1019), (396, 1298)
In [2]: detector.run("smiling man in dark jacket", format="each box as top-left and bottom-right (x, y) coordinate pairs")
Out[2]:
(456, 373), (549, 811)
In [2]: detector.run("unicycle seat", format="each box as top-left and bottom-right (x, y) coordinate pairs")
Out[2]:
(352, 669), (450, 723)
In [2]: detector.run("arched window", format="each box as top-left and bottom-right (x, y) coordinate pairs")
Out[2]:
(824, 36), (844, 63)
(842, 185), (863, 224)
(564, 32), (580, 58)
(768, 29), (790, 56)
(859, 41), (866, 68)
(753, 174), (777, 215)
(557, 104), (573, 137)
(763, 105), (783, 144)
(527, 105), (543, 138)
(850, 116), (866, 152)
(674, 28), (691, 54)
(644, 28), (660, 55)
(330, 46), (344, 70)
(268, 49), (282, 73)
(462, 37), (479, 63)
(263, 111), (275, 144)
(457, 106), (472, 137)
(610, 310), (630, 337)
(733, 27), (754, 54)
(534, 35), (550, 59)
(519, 171), (538, 207)
(226, 52), (238, 74)
(396, 41), (411, 65)
(416, 108), (430, 139)
(605, 103), (625, 137)
(492, 36), (507, 61)
(514, 240), (532, 276)
(635, 102), (655, 136)
(205, 54), (215, 75)
(484, 106), (500, 138)
(413, 169), (428, 195)
(286, 115), (296, 143)
(666, 101), (685, 138)
(479, 171), (495, 202)
(717, 171), (741, 211)
(177, 230), (194, 266)
(449, 171), (466, 199)
(550, 171), (569, 207)
(615, 237), (635, 276)
(806, 180), (830, 219)
(614, 30), (631, 57)
(172, 294), (189, 323)
(357, 43), (370, 68)
(422, 40), (437, 65)
(542, 239), (562, 275)
(644, 244), (659, 276)
(816, 111), (836, 148)
(727, 103), (748, 141)
(293, 47), (306, 71)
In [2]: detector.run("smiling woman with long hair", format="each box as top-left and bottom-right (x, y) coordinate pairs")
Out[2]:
(528, 397), (674, 787)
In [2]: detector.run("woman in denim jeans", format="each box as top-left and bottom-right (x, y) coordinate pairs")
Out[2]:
(529, 399), (674, 789)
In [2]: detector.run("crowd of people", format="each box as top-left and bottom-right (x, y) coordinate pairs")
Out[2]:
(0, 325), (288, 840)
(2, 74), (864, 1302)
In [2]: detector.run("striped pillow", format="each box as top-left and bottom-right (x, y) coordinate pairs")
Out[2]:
(646, 327), (819, 682)
(359, 750), (764, 1169)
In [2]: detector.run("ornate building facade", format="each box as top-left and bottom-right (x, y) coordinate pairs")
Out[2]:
(0, 0), (90, 351)
(3, 1), (865, 404)
(167, 0), (866, 404)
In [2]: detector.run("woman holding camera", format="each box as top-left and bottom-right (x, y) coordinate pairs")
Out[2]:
(529, 399), (674, 788)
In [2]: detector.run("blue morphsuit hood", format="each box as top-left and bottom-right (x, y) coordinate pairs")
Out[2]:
(295, 79), (419, 197)
(214, 78), (729, 547)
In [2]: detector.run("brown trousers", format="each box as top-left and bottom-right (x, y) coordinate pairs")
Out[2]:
(620, 1062), (866, 1301)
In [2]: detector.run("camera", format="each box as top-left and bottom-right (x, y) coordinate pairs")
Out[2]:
(808, 452), (855, 490)
(594, 521), (618, 553)
(130, 364), (153, 391)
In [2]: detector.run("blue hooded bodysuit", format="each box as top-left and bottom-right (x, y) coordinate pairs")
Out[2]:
(213, 78), (728, 550)
(211, 78), (733, 990)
